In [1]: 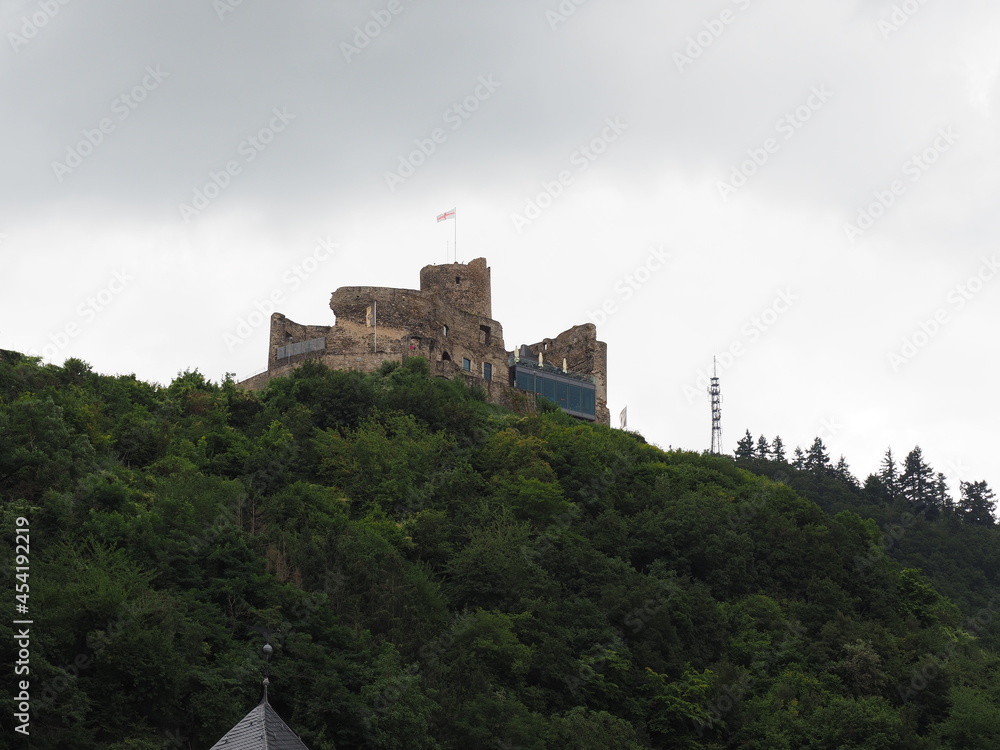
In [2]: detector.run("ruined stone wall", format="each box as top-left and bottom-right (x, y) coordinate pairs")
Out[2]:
(268, 314), (332, 369)
(419, 257), (492, 318)
(426, 300), (507, 382)
(524, 323), (610, 425)
(328, 275), (507, 380)
(330, 286), (433, 332)
(241, 258), (607, 425)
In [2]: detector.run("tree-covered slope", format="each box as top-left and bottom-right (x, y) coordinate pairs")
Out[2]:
(2, 350), (999, 749)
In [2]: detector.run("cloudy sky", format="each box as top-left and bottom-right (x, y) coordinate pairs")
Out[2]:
(2, 0), (998, 495)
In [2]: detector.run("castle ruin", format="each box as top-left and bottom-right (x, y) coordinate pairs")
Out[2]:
(238, 258), (609, 425)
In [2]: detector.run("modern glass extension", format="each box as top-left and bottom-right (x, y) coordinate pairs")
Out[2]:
(511, 363), (597, 420)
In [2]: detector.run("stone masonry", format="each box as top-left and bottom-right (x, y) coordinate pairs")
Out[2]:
(238, 258), (609, 425)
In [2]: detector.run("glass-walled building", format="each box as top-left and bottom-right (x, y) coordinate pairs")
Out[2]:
(510, 359), (597, 421)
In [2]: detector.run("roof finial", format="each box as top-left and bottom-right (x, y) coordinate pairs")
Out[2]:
(262, 641), (273, 703)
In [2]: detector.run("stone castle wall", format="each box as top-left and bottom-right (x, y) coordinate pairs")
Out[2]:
(521, 323), (610, 425)
(239, 257), (609, 424)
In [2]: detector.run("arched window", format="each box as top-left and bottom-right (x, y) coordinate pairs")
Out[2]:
(442, 351), (451, 361)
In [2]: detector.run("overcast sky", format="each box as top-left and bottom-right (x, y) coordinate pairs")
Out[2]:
(2, 0), (998, 496)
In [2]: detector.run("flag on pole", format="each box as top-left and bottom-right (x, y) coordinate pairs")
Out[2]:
(437, 208), (456, 222)
(619, 406), (627, 430)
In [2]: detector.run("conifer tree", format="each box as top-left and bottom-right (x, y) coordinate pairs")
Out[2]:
(878, 448), (898, 499)
(933, 472), (953, 513)
(756, 435), (770, 460)
(792, 447), (806, 470)
(834, 455), (858, 488)
(805, 437), (831, 473)
(770, 436), (786, 463)
(734, 430), (755, 460)
(958, 480), (996, 526)
(900, 446), (935, 509)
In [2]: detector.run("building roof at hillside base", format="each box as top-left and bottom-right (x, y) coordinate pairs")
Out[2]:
(210, 694), (311, 750)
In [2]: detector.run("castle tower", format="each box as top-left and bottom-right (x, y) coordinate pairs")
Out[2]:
(419, 257), (492, 318)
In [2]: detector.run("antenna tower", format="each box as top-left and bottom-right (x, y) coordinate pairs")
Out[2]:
(709, 357), (722, 454)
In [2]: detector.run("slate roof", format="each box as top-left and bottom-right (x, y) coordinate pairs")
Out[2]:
(210, 695), (311, 750)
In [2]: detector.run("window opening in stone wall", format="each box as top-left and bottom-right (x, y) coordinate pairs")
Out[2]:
(483, 362), (492, 381)
(480, 325), (491, 345)
(442, 351), (451, 361)
(463, 358), (471, 371)
(455, 276), (461, 284)
(443, 324), (448, 337)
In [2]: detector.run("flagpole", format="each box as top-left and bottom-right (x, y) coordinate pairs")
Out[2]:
(453, 208), (457, 263)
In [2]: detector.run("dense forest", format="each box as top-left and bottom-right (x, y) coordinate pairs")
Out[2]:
(2, 349), (1000, 749)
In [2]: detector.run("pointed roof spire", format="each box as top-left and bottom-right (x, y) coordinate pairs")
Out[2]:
(209, 640), (311, 749)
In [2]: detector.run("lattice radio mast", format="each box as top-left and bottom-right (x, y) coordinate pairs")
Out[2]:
(709, 356), (722, 454)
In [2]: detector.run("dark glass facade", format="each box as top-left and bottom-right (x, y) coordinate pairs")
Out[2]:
(511, 364), (596, 420)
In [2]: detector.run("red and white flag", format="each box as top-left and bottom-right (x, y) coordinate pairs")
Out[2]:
(436, 208), (456, 222)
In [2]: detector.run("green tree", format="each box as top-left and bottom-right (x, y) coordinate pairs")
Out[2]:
(805, 437), (831, 473)
(756, 435), (770, 460)
(933, 471), (953, 513)
(930, 686), (1000, 747)
(958, 480), (996, 526)
(735, 430), (755, 460)
(834, 455), (858, 488)
(900, 446), (935, 510)
(878, 448), (898, 499)
(792, 446), (805, 470)
(545, 707), (645, 749)
(770, 436), (787, 463)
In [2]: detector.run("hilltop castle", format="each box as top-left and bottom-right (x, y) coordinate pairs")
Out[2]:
(239, 258), (609, 425)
